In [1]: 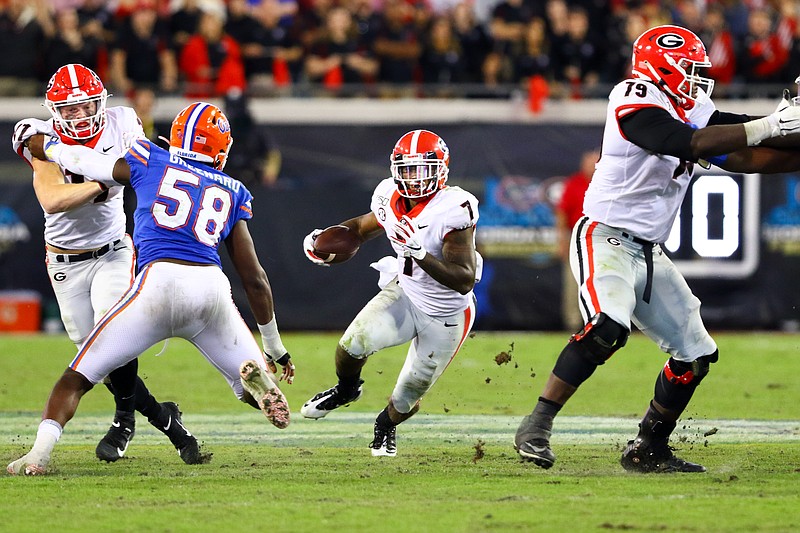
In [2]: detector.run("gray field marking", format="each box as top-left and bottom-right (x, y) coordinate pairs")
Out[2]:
(2, 413), (798, 447)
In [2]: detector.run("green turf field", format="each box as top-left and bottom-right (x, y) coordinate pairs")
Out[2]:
(1, 332), (798, 532)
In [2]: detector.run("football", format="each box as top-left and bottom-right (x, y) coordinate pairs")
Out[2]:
(313, 225), (361, 264)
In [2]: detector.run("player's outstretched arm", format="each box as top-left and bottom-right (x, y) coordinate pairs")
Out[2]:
(225, 220), (294, 382)
(31, 158), (108, 214)
(715, 145), (800, 174)
(26, 133), (131, 187)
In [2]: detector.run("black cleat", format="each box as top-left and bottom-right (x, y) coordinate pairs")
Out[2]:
(96, 412), (135, 462)
(514, 413), (556, 469)
(620, 437), (706, 473)
(150, 402), (210, 465)
(369, 423), (397, 457)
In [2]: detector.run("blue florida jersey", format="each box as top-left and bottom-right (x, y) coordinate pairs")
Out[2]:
(125, 140), (253, 268)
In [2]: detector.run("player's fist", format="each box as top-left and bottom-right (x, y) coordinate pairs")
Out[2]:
(388, 215), (427, 260)
(776, 89), (800, 136)
(302, 228), (330, 267)
(12, 118), (53, 155)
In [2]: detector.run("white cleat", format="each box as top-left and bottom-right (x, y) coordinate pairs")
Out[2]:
(7, 453), (49, 476)
(240, 360), (290, 429)
(300, 381), (363, 419)
(369, 423), (397, 457)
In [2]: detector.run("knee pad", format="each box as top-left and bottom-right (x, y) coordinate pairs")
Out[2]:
(654, 350), (719, 412)
(570, 313), (629, 364)
(552, 314), (629, 387)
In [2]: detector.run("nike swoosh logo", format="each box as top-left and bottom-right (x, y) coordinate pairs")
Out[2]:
(163, 416), (172, 431)
(444, 322), (457, 327)
(175, 419), (193, 437)
(117, 441), (130, 457)
(418, 224), (429, 229)
(102, 145), (114, 153)
(531, 446), (549, 453)
(112, 421), (121, 428)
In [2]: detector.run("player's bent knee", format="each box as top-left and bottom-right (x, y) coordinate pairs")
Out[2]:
(571, 313), (629, 364)
(337, 338), (371, 360)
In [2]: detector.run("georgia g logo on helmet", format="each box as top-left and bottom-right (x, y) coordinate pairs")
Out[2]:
(655, 33), (685, 49)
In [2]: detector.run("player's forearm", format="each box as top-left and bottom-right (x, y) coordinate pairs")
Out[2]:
(45, 142), (121, 187)
(415, 253), (476, 295)
(32, 159), (107, 214)
(720, 146), (800, 173)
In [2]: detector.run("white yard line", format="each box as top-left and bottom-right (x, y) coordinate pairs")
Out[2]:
(2, 413), (798, 447)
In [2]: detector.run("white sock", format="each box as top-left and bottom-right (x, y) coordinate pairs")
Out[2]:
(29, 419), (62, 462)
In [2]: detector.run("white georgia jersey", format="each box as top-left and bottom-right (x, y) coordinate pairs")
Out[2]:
(371, 177), (479, 316)
(19, 106), (142, 249)
(583, 79), (716, 243)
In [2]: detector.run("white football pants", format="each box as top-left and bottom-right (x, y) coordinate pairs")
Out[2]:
(46, 235), (135, 347)
(69, 261), (267, 400)
(340, 277), (476, 413)
(570, 218), (717, 362)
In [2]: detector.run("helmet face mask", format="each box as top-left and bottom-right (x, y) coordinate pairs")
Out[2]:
(390, 130), (449, 199)
(169, 102), (233, 171)
(45, 64), (108, 140)
(632, 25), (714, 110)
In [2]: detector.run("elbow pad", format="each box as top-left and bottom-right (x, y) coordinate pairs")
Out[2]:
(47, 142), (120, 187)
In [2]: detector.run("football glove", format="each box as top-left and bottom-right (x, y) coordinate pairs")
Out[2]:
(12, 118), (54, 155)
(745, 89), (800, 145)
(388, 215), (427, 260)
(303, 228), (330, 267)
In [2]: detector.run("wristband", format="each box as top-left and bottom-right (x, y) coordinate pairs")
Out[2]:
(743, 116), (777, 146)
(258, 317), (287, 360)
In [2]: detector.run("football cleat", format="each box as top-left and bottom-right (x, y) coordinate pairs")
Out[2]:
(620, 437), (706, 473)
(515, 438), (556, 469)
(300, 381), (364, 419)
(96, 411), (135, 462)
(150, 401), (209, 465)
(240, 360), (290, 429)
(514, 413), (556, 469)
(369, 422), (397, 457)
(7, 452), (49, 476)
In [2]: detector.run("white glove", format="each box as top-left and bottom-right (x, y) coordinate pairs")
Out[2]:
(388, 215), (427, 260)
(12, 118), (54, 154)
(302, 228), (329, 267)
(745, 90), (800, 145)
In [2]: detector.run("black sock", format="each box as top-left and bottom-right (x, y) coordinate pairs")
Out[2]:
(134, 377), (163, 421)
(337, 373), (362, 396)
(376, 407), (394, 428)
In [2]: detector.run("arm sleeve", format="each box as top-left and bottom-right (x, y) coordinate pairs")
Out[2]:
(619, 107), (697, 161)
(48, 143), (122, 187)
(707, 110), (752, 126)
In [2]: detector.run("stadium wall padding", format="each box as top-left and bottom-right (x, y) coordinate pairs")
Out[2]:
(1, 122), (798, 331)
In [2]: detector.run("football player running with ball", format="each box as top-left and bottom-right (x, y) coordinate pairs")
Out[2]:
(301, 130), (480, 457)
(514, 25), (800, 473)
(8, 102), (294, 475)
(11, 64), (202, 465)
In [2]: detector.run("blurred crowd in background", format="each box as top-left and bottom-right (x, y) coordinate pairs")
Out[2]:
(2, 0), (800, 100)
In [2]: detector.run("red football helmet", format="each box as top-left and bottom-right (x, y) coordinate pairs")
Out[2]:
(168, 102), (233, 171)
(631, 25), (714, 110)
(390, 130), (450, 199)
(45, 64), (108, 140)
